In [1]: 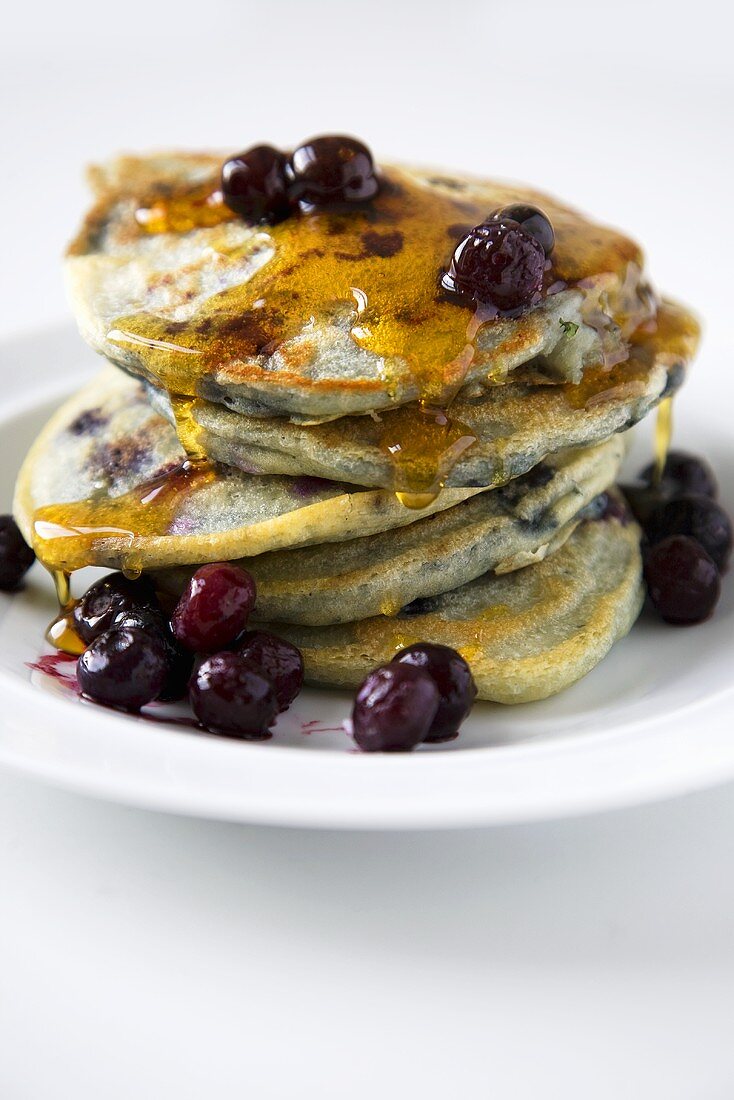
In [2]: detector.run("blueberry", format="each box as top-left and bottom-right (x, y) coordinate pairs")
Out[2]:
(644, 535), (721, 625)
(646, 495), (732, 572)
(171, 563), (257, 653)
(638, 450), (718, 500)
(489, 203), (555, 255)
(620, 483), (663, 528)
(0, 515), (35, 591)
(236, 630), (304, 712)
(441, 220), (546, 314)
(189, 652), (278, 739)
(287, 135), (379, 209)
(73, 572), (160, 644)
(221, 145), (291, 224)
(110, 605), (193, 702)
(351, 664), (439, 752)
(77, 627), (169, 711)
(393, 642), (476, 741)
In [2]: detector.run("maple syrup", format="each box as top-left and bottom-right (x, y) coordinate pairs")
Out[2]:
(379, 404), (479, 505)
(99, 163), (657, 500)
(135, 183), (235, 235)
(42, 569), (85, 656)
(654, 398), (673, 486)
(32, 459), (214, 575)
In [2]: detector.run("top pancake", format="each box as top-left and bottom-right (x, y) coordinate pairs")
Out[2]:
(66, 152), (659, 421)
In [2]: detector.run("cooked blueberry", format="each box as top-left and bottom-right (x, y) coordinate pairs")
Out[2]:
(441, 220), (546, 313)
(189, 651), (278, 739)
(110, 605), (193, 702)
(489, 203), (555, 255)
(236, 630), (304, 712)
(171, 563), (257, 653)
(351, 664), (439, 752)
(221, 145), (291, 224)
(646, 495), (732, 572)
(620, 483), (663, 528)
(73, 572), (159, 644)
(644, 535), (721, 625)
(287, 135), (379, 208)
(596, 492), (632, 525)
(638, 450), (718, 500)
(0, 515), (35, 591)
(77, 627), (169, 711)
(393, 642), (476, 742)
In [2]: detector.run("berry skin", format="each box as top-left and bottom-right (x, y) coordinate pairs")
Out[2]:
(236, 630), (304, 712)
(77, 627), (169, 711)
(393, 642), (476, 742)
(110, 606), (193, 702)
(644, 535), (721, 625)
(287, 135), (379, 208)
(441, 220), (546, 314)
(638, 450), (718, 500)
(73, 572), (159, 645)
(351, 664), (439, 752)
(189, 652), (278, 739)
(0, 515), (35, 591)
(489, 204), (555, 255)
(620, 483), (663, 528)
(221, 145), (291, 224)
(171, 563), (257, 653)
(646, 495), (732, 573)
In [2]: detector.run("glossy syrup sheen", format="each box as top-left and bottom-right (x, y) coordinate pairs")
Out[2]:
(104, 166), (648, 409)
(96, 164), (656, 502)
(32, 460), (214, 575)
(30, 299), (696, 591)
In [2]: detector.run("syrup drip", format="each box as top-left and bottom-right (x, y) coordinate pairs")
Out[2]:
(379, 404), (479, 507)
(32, 459), (214, 575)
(43, 569), (86, 656)
(563, 299), (697, 412)
(99, 165), (652, 500)
(653, 397), (673, 485)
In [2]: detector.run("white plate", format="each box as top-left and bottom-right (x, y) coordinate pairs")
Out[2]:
(0, 326), (732, 828)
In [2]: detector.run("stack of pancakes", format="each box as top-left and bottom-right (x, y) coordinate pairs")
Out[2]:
(13, 154), (700, 702)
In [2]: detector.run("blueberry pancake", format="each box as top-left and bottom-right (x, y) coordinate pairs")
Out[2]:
(144, 296), (695, 492)
(68, 151), (660, 424)
(13, 368), (485, 574)
(258, 499), (644, 704)
(13, 135), (705, 717)
(152, 435), (626, 626)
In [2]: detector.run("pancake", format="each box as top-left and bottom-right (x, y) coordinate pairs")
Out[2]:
(258, 501), (644, 704)
(145, 297), (697, 491)
(153, 435), (626, 625)
(13, 368), (485, 575)
(66, 153), (658, 423)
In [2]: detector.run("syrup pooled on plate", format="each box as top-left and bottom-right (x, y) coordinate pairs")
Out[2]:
(44, 569), (86, 656)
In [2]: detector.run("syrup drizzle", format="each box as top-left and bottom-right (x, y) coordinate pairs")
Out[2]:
(654, 397), (673, 486)
(32, 459), (214, 576)
(95, 164), (654, 502)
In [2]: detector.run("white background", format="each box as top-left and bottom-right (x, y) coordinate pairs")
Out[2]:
(1, 0), (734, 1095)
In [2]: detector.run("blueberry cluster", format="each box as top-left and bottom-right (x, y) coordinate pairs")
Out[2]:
(351, 644), (478, 752)
(0, 517), (479, 749)
(73, 565), (303, 738)
(441, 203), (555, 315)
(221, 135), (380, 225)
(623, 451), (732, 624)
